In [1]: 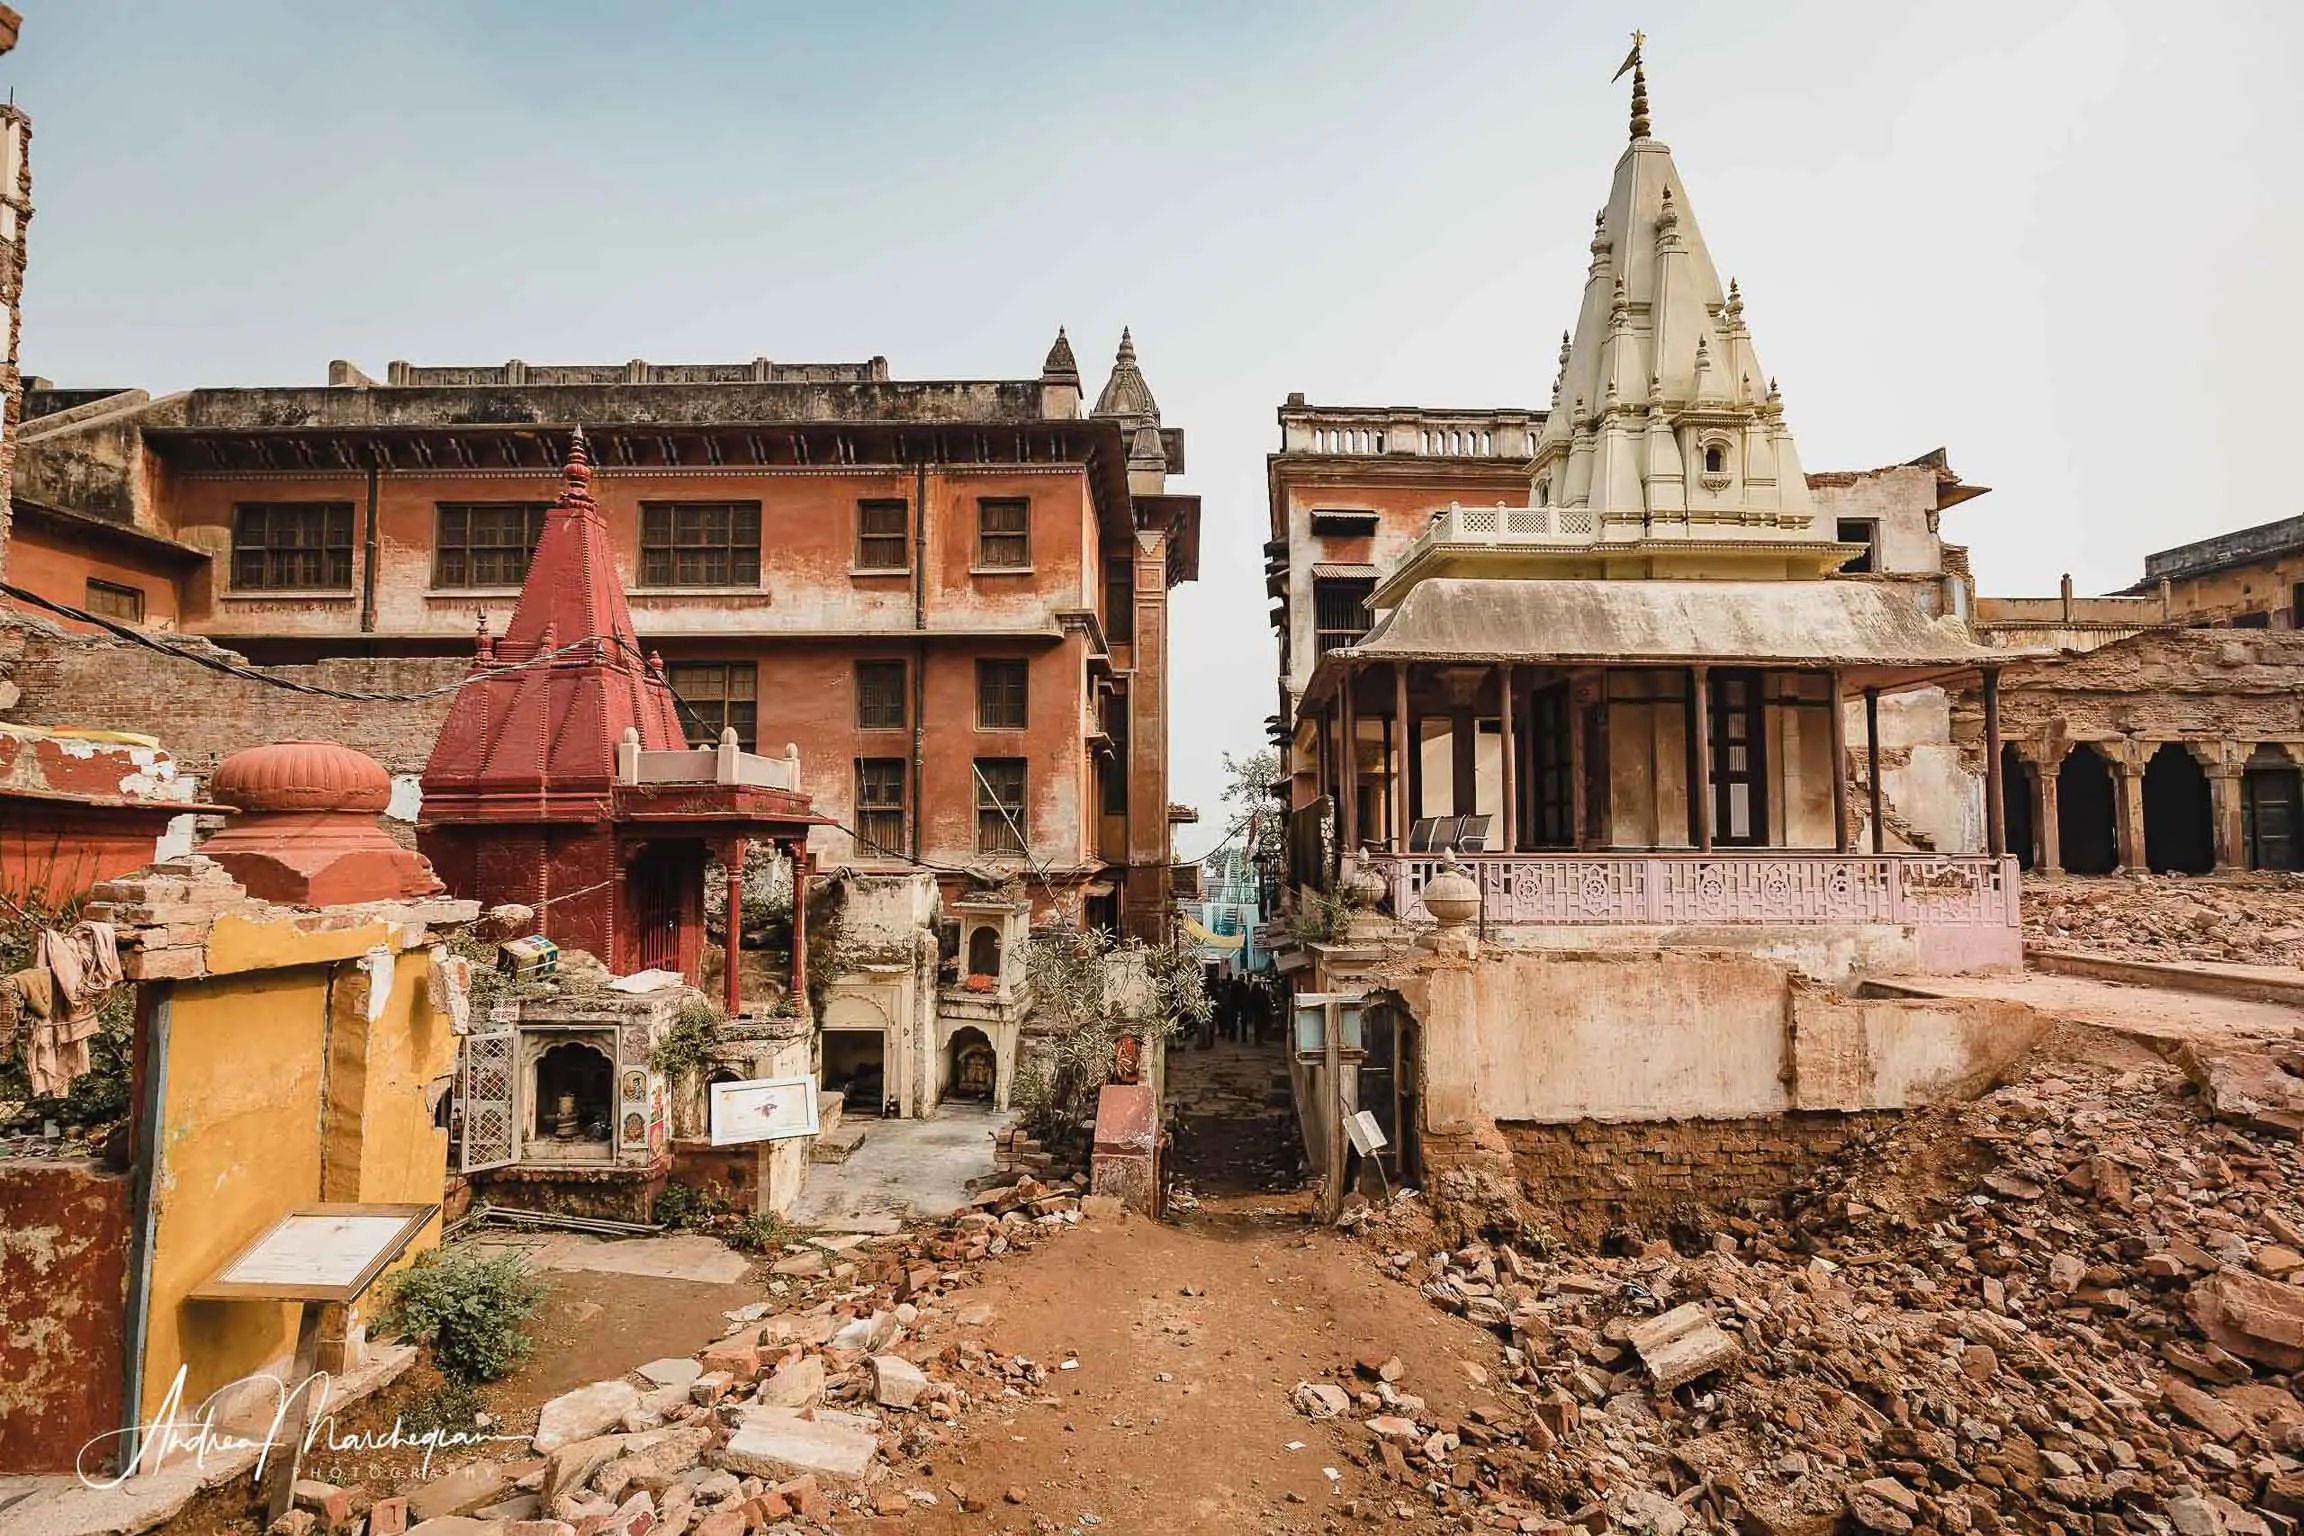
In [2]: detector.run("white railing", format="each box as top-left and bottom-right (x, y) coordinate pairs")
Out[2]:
(1280, 406), (1539, 460)
(617, 727), (802, 793)
(1371, 852), (2019, 929)
(1428, 501), (1598, 544)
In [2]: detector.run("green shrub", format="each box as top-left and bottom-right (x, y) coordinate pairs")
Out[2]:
(652, 1182), (728, 1230)
(375, 1247), (546, 1384)
(727, 1213), (788, 1253)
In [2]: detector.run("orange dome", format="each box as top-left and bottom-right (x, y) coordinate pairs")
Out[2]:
(210, 739), (392, 815)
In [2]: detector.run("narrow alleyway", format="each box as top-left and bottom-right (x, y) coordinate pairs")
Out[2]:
(1162, 1034), (1306, 1211)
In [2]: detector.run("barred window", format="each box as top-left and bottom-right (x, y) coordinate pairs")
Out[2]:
(855, 660), (907, 731)
(232, 503), (354, 591)
(856, 500), (909, 571)
(1312, 577), (1374, 658)
(974, 758), (1027, 855)
(435, 502), (549, 589)
(855, 758), (908, 857)
(975, 499), (1030, 569)
(975, 659), (1028, 731)
(85, 579), (145, 622)
(666, 661), (757, 749)
(639, 502), (761, 587)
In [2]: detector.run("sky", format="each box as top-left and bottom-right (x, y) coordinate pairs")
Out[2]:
(13, 0), (2303, 860)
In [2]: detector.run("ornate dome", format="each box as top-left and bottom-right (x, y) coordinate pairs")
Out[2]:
(211, 740), (392, 815)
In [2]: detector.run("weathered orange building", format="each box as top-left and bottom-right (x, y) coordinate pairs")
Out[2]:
(12, 335), (1200, 934)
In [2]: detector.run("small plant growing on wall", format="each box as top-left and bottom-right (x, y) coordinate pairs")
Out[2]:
(375, 1246), (548, 1384)
(650, 996), (729, 1087)
(1013, 930), (1210, 1144)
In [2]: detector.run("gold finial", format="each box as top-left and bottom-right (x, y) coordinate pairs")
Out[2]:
(1617, 32), (1651, 140)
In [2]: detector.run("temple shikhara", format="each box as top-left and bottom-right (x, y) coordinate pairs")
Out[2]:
(420, 427), (821, 1015)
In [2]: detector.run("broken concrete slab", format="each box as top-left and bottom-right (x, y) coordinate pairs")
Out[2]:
(756, 1355), (825, 1409)
(1625, 1302), (1744, 1391)
(870, 1355), (928, 1409)
(540, 1235), (751, 1286)
(1293, 1382), (1350, 1419)
(719, 1407), (880, 1481)
(637, 1358), (703, 1391)
(2178, 1043), (2304, 1137)
(533, 1380), (644, 1454)
(408, 1461), (520, 1522)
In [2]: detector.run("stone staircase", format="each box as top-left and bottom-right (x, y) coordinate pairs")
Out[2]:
(810, 1091), (868, 1164)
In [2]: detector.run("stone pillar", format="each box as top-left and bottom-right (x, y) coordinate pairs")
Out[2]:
(2113, 754), (2147, 874)
(1690, 666), (1714, 852)
(1392, 662), (1411, 854)
(1498, 665), (1517, 853)
(2031, 746), (2064, 875)
(1982, 668), (2006, 860)
(2205, 756), (2245, 873)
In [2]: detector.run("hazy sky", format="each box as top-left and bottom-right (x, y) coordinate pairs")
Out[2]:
(14, 1), (2303, 858)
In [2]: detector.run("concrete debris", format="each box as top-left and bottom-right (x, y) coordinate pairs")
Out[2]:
(530, 1379), (642, 1454)
(2029, 872), (2304, 966)
(1337, 1047), (2304, 1533)
(1293, 1381), (1351, 1419)
(1623, 1301), (1744, 1390)
(869, 1353), (929, 1409)
(719, 1406), (881, 1480)
(2179, 1041), (2304, 1137)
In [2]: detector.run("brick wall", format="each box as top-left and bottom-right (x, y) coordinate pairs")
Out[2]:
(1501, 1112), (1886, 1240)
(0, 621), (462, 782)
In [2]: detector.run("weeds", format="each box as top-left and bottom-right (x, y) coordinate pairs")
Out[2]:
(374, 1247), (547, 1385)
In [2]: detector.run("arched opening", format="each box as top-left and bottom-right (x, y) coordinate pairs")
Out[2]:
(965, 925), (1002, 981)
(946, 1027), (996, 1102)
(2245, 744), (2303, 871)
(2001, 744), (2035, 871)
(2057, 747), (2118, 875)
(533, 1041), (614, 1145)
(1703, 444), (1725, 474)
(1358, 1001), (1420, 1187)
(2143, 743), (2214, 874)
(822, 1028), (887, 1115)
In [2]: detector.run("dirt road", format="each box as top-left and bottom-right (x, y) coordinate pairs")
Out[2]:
(899, 1206), (1499, 1535)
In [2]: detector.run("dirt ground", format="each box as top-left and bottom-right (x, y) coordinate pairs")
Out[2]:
(892, 1208), (1498, 1535)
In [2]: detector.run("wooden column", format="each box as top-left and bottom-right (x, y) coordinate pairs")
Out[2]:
(1568, 680), (1589, 852)
(1864, 687), (1884, 855)
(724, 838), (747, 1018)
(1392, 663), (1411, 853)
(1339, 662), (1360, 856)
(1498, 665), (1517, 853)
(787, 843), (809, 1012)
(1690, 665), (1714, 852)
(1982, 667), (2006, 859)
(1828, 668), (1849, 852)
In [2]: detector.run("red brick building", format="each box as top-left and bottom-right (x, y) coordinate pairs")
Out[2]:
(11, 334), (1200, 934)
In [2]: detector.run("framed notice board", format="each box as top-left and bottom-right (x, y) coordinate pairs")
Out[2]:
(187, 1203), (439, 1304)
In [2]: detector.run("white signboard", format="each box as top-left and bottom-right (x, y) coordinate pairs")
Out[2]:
(1345, 1109), (1390, 1156)
(189, 1203), (438, 1303)
(709, 1074), (823, 1147)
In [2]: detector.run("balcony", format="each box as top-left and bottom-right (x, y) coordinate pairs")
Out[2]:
(1370, 851), (2019, 931)
(616, 727), (802, 793)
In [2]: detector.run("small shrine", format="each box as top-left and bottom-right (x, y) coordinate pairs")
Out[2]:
(418, 427), (824, 1017)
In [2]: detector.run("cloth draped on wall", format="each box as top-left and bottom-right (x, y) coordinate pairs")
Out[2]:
(14, 921), (123, 1097)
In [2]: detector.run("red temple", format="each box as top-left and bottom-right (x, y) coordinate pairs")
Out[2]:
(419, 428), (823, 1010)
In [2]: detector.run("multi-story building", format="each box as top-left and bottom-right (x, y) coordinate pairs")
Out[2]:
(10, 332), (1200, 936)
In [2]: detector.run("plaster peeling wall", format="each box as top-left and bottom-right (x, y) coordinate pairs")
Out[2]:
(1851, 686), (1981, 855)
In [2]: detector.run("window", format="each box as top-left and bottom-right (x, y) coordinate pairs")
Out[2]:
(1104, 557), (1135, 645)
(855, 660), (907, 731)
(231, 503), (354, 591)
(976, 659), (1028, 730)
(855, 758), (907, 857)
(1835, 519), (1878, 575)
(639, 502), (761, 587)
(1313, 577), (1375, 658)
(666, 661), (757, 748)
(84, 579), (145, 622)
(2231, 611), (2273, 629)
(2292, 583), (2304, 629)
(435, 502), (549, 589)
(974, 758), (1027, 854)
(975, 499), (1030, 569)
(1703, 445), (1726, 474)
(856, 499), (909, 571)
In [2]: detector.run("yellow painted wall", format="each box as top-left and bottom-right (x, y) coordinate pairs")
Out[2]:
(144, 966), (326, 1418)
(141, 934), (457, 1420)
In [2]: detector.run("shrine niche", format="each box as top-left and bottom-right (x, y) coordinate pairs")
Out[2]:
(947, 1027), (996, 1101)
(528, 1038), (614, 1158)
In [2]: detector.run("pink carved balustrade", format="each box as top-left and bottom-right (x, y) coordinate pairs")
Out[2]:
(1372, 853), (2020, 929)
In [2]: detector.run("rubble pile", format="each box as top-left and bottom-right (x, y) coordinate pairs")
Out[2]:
(2028, 875), (2304, 967)
(306, 1173), (1107, 1536)
(1331, 1049), (2304, 1536)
